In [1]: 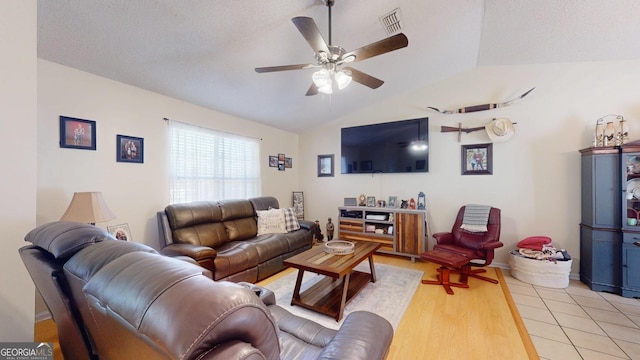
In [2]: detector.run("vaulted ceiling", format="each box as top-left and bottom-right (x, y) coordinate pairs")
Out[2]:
(37, 1), (640, 133)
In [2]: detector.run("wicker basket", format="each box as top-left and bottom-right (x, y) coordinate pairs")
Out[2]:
(324, 240), (355, 255)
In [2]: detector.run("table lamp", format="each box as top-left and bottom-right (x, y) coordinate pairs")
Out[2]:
(60, 192), (116, 225)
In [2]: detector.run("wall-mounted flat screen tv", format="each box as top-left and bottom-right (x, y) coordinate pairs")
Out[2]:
(341, 117), (429, 174)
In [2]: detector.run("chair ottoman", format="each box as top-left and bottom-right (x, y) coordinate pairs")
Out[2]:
(420, 250), (470, 295)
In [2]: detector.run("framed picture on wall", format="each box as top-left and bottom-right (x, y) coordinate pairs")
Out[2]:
(317, 154), (334, 177)
(59, 116), (97, 150)
(269, 155), (278, 167)
(461, 143), (493, 175)
(117, 135), (144, 163)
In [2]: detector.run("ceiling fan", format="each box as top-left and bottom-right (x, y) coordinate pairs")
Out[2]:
(255, 0), (409, 96)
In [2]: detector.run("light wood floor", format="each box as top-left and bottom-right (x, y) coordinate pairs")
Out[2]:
(35, 253), (537, 360)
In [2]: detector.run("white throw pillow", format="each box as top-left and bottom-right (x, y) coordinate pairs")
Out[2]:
(257, 209), (287, 235)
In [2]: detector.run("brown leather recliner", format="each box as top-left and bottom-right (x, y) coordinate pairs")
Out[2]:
(432, 205), (503, 284)
(21, 221), (393, 360)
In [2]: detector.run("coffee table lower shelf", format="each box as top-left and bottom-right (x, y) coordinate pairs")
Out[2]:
(291, 269), (372, 321)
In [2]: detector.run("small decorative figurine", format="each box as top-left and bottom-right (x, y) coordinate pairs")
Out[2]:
(400, 200), (409, 209)
(326, 218), (334, 241)
(409, 198), (416, 209)
(314, 220), (324, 243)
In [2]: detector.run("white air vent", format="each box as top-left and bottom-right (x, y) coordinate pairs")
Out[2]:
(379, 8), (402, 35)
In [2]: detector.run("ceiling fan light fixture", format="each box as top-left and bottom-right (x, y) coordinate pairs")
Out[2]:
(335, 69), (352, 90)
(312, 68), (331, 88)
(342, 54), (356, 63)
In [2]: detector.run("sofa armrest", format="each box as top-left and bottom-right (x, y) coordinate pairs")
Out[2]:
(237, 282), (276, 306)
(318, 311), (393, 360)
(161, 243), (217, 271)
(298, 220), (315, 231)
(203, 340), (270, 360)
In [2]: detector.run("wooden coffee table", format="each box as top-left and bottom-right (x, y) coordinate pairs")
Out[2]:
(283, 241), (380, 321)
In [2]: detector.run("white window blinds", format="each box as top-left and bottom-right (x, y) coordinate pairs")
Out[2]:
(168, 120), (261, 204)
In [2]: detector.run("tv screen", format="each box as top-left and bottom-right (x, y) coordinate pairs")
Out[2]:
(341, 117), (429, 174)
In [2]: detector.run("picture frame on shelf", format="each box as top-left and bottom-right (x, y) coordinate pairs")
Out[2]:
(107, 223), (131, 241)
(59, 116), (96, 150)
(366, 196), (376, 207)
(317, 154), (334, 177)
(461, 143), (493, 175)
(285, 157), (292, 168)
(388, 196), (398, 208)
(116, 135), (144, 163)
(292, 191), (304, 219)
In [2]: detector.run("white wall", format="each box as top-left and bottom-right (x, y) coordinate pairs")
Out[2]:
(0, 1), (37, 340)
(37, 60), (301, 249)
(298, 60), (640, 275)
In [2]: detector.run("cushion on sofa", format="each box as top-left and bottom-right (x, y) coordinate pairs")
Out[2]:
(225, 217), (258, 241)
(282, 208), (300, 232)
(166, 202), (223, 229)
(257, 209), (287, 235)
(173, 222), (228, 248)
(25, 221), (115, 259)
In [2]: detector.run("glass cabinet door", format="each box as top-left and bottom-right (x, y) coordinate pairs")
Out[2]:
(623, 153), (640, 230)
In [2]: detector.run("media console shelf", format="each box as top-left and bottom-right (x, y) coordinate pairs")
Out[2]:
(337, 206), (427, 262)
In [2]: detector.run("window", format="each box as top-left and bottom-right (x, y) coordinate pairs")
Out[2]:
(168, 120), (261, 203)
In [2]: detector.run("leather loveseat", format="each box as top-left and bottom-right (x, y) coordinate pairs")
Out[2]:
(158, 196), (319, 282)
(20, 221), (393, 360)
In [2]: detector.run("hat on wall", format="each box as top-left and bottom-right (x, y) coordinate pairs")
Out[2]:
(485, 118), (515, 142)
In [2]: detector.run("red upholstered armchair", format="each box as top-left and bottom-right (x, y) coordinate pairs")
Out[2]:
(433, 205), (503, 284)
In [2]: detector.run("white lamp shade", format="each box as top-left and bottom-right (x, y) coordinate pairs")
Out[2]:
(334, 70), (352, 90)
(60, 192), (116, 224)
(312, 68), (331, 88)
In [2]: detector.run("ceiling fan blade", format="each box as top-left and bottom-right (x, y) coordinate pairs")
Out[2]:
(343, 33), (408, 63)
(292, 17), (331, 55)
(305, 83), (319, 96)
(255, 63), (316, 73)
(345, 67), (384, 89)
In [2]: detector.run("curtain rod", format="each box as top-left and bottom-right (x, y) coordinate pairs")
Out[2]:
(163, 117), (262, 141)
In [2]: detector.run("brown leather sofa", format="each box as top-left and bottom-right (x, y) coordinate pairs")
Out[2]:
(158, 196), (320, 282)
(20, 221), (393, 360)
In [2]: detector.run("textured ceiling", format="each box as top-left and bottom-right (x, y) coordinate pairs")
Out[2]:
(37, 0), (640, 133)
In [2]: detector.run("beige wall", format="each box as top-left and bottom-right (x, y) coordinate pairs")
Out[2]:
(37, 60), (301, 249)
(0, 1), (37, 340)
(298, 60), (640, 276)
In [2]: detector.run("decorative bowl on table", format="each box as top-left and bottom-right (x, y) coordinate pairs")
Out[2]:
(324, 240), (355, 255)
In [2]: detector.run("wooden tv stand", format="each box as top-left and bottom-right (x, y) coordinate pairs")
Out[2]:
(337, 206), (427, 262)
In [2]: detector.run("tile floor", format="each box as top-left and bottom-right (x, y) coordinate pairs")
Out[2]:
(502, 272), (640, 360)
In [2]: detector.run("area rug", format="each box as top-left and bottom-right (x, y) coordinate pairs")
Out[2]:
(263, 262), (423, 330)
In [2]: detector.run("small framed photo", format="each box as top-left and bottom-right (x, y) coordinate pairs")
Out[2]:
(462, 143), (493, 175)
(388, 196), (398, 208)
(366, 196), (376, 207)
(107, 223), (131, 241)
(117, 135), (144, 163)
(269, 155), (278, 167)
(318, 154), (334, 177)
(285, 157), (292, 168)
(278, 153), (286, 161)
(59, 116), (96, 150)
